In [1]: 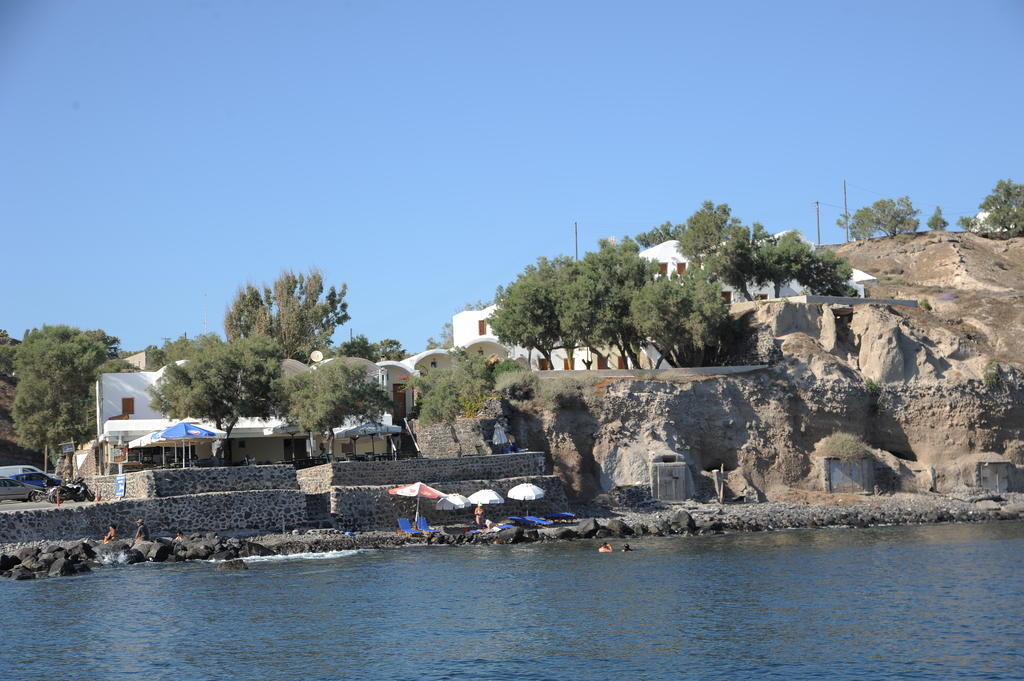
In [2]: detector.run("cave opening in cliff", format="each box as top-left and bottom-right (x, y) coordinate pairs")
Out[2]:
(886, 449), (917, 462)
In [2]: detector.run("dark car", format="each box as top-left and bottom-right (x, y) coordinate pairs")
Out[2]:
(0, 478), (46, 502)
(10, 472), (61, 489)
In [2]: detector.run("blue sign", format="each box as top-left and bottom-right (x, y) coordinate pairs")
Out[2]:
(115, 475), (126, 499)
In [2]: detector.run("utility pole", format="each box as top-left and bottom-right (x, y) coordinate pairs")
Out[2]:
(815, 201), (821, 245)
(574, 221), (578, 261)
(843, 180), (850, 242)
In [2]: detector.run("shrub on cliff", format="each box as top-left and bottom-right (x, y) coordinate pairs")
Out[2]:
(411, 349), (501, 425)
(495, 369), (537, 401)
(817, 432), (871, 461)
(534, 375), (601, 411)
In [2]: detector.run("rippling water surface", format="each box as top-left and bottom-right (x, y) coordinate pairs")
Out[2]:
(3, 522), (1022, 680)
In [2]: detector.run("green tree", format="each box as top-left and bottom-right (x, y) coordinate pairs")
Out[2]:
(927, 206), (948, 231)
(283, 360), (393, 453)
(678, 201), (741, 267)
(630, 274), (732, 367)
(334, 334), (376, 361)
(635, 220), (685, 248)
(704, 222), (771, 301)
(0, 331), (15, 377)
(960, 179), (1024, 238)
(373, 339), (406, 362)
(144, 333), (224, 370)
(12, 325), (112, 462)
(757, 232), (854, 297)
(565, 239), (656, 368)
(490, 256), (573, 369)
(410, 350), (496, 425)
(224, 269), (349, 360)
(849, 196), (919, 239)
(149, 335), (284, 459)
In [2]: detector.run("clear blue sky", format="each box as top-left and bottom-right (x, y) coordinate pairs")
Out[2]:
(2, 1), (1022, 355)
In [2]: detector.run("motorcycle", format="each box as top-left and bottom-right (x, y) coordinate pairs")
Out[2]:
(47, 477), (93, 504)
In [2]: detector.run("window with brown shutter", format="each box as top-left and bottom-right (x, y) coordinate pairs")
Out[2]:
(659, 263), (668, 274)
(563, 358), (573, 370)
(722, 291), (732, 303)
(121, 397), (135, 416)
(597, 354), (609, 370)
(478, 320), (487, 335)
(538, 358), (550, 371)
(756, 294), (768, 301)
(676, 263), (686, 274)
(617, 356), (626, 369)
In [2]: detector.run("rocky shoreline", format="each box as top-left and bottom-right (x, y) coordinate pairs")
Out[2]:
(3, 491), (1023, 580)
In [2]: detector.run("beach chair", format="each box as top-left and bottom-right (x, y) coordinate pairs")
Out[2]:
(415, 517), (441, 533)
(507, 516), (540, 527)
(543, 512), (577, 522)
(523, 515), (554, 526)
(397, 518), (422, 534)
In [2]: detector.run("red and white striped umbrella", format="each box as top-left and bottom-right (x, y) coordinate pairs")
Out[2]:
(388, 482), (445, 520)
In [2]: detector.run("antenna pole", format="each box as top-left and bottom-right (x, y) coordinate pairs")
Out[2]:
(815, 201), (820, 245)
(843, 180), (850, 241)
(574, 221), (578, 261)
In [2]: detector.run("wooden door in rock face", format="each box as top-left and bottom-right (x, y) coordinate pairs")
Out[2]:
(392, 384), (407, 422)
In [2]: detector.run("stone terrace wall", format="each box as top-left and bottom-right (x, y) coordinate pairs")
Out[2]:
(0, 490), (307, 543)
(414, 419), (501, 458)
(330, 474), (568, 531)
(297, 452), (547, 494)
(91, 465), (299, 500)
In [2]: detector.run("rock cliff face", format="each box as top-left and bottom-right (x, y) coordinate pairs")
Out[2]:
(507, 299), (1023, 502)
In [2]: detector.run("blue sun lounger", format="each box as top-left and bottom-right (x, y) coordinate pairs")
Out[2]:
(543, 512), (577, 522)
(507, 516), (553, 527)
(397, 517), (422, 534)
(415, 517), (442, 533)
(523, 515), (554, 526)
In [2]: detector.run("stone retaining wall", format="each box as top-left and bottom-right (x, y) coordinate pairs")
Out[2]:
(414, 419), (503, 458)
(329, 474), (568, 531)
(91, 465), (299, 500)
(296, 452), (547, 494)
(0, 490), (307, 543)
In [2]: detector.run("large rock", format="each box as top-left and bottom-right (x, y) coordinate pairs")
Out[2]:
(124, 549), (146, 565)
(602, 518), (633, 536)
(216, 559), (248, 571)
(238, 542), (275, 558)
(9, 566), (35, 580)
(185, 543), (215, 560)
(67, 542), (96, 562)
(0, 554), (19, 571)
(575, 518), (600, 538)
(48, 558), (76, 578)
(669, 509), (696, 533)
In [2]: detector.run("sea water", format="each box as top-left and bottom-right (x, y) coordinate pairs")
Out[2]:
(2, 522), (1022, 681)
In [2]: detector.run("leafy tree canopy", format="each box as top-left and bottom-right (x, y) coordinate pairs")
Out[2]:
(283, 360), (393, 449)
(490, 256), (574, 367)
(630, 273), (732, 367)
(959, 179), (1024, 239)
(333, 335), (407, 362)
(635, 220), (686, 248)
(410, 349), (498, 425)
(848, 196), (919, 239)
(12, 325), (113, 456)
(144, 333), (224, 370)
(149, 335), (284, 452)
(224, 269), (349, 361)
(678, 201), (741, 266)
(927, 206), (948, 232)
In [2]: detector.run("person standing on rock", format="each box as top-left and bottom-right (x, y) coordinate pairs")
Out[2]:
(133, 518), (150, 546)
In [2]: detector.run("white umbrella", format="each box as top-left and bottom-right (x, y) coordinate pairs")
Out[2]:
(508, 482), (545, 515)
(492, 424), (509, 446)
(467, 489), (504, 505)
(436, 494), (472, 511)
(507, 483), (545, 501)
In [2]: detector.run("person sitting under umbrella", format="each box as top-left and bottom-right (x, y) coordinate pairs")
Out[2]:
(473, 505), (487, 529)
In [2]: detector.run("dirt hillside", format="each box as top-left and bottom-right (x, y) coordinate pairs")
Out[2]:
(833, 231), (1024, 366)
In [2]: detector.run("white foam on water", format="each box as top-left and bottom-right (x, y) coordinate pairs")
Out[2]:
(236, 549), (367, 563)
